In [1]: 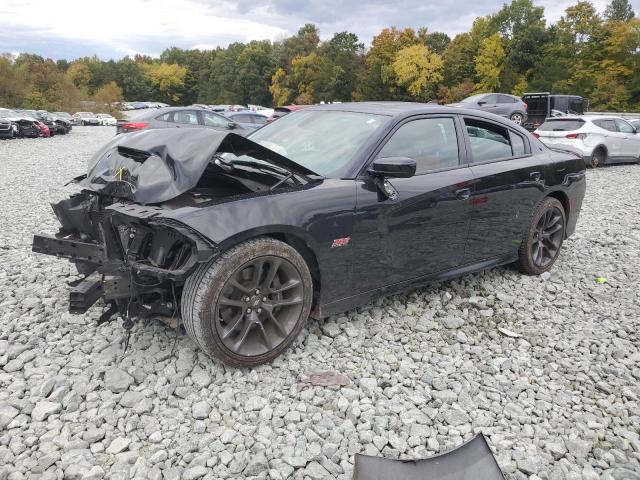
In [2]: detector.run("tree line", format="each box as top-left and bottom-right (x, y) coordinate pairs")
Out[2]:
(0, 0), (637, 113)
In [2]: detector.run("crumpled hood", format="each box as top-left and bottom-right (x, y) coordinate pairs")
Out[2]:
(82, 128), (318, 204)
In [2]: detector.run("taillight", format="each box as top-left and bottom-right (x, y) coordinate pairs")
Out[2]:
(532, 132), (540, 138)
(523, 103), (528, 109)
(565, 133), (586, 139)
(121, 122), (149, 131)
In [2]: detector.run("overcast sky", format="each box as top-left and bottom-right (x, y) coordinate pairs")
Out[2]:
(0, 0), (610, 60)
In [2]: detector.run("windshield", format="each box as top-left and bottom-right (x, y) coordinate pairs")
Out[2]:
(461, 94), (487, 103)
(0, 110), (18, 118)
(224, 110), (389, 177)
(538, 119), (586, 131)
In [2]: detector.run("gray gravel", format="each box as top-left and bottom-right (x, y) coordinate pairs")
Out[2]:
(1, 128), (639, 479)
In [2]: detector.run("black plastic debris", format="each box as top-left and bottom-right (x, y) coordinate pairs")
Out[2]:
(352, 434), (505, 480)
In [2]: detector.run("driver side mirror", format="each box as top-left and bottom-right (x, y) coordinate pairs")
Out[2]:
(227, 121), (237, 129)
(477, 101), (487, 106)
(368, 157), (416, 178)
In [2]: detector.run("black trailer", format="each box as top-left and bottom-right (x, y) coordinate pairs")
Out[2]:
(521, 92), (587, 131)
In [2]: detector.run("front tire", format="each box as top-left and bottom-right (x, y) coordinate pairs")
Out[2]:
(517, 197), (566, 275)
(181, 238), (313, 367)
(510, 112), (524, 125)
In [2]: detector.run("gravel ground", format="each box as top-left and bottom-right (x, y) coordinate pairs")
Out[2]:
(0, 128), (639, 480)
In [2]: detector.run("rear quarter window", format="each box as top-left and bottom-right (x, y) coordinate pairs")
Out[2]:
(538, 120), (585, 131)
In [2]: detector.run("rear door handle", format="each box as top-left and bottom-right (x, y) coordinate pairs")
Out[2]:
(455, 188), (471, 200)
(530, 171), (542, 182)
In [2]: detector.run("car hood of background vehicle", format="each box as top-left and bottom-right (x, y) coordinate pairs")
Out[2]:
(82, 128), (319, 204)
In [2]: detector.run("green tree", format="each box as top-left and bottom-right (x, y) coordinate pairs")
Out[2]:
(604, 0), (635, 22)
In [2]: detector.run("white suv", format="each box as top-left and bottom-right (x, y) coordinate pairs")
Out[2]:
(534, 116), (640, 168)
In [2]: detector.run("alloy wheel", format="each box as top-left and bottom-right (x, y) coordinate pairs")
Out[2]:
(511, 113), (523, 125)
(214, 255), (304, 357)
(531, 207), (564, 268)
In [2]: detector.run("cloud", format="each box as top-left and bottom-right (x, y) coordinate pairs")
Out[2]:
(0, 0), (613, 60)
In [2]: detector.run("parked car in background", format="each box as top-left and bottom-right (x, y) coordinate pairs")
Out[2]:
(73, 112), (101, 126)
(628, 118), (640, 130)
(221, 111), (268, 131)
(49, 113), (72, 134)
(34, 102), (586, 367)
(116, 107), (251, 136)
(96, 114), (117, 126)
(53, 112), (76, 125)
(0, 109), (40, 138)
(0, 116), (17, 139)
(267, 105), (311, 122)
(522, 93), (586, 131)
(534, 116), (640, 167)
(447, 93), (528, 125)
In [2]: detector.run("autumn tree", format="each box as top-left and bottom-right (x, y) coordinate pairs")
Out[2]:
(474, 33), (505, 92)
(604, 0), (635, 22)
(393, 45), (443, 100)
(141, 63), (187, 104)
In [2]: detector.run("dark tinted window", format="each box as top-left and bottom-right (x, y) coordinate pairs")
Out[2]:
(378, 117), (459, 173)
(465, 119), (513, 162)
(538, 119), (586, 131)
(510, 132), (526, 156)
(615, 119), (635, 133)
(593, 119), (617, 132)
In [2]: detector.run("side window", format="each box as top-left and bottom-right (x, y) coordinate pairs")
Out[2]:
(482, 94), (498, 104)
(510, 131), (526, 156)
(202, 111), (230, 127)
(377, 117), (459, 174)
(599, 120), (617, 132)
(498, 95), (515, 103)
(615, 119), (635, 134)
(173, 111), (199, 125)
(156, 113), (171, 122)
(465, 119), (513, 162)
(252, 115), (268, 125)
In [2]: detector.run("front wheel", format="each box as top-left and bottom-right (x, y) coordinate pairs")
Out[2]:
(510, 112), (524, 125)
(181, 238), (313, 367)
(517, 197), (566, 275)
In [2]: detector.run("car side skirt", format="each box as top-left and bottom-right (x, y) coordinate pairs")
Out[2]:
(314, 253), (517, 318)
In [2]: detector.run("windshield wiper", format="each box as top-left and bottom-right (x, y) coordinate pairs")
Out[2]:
(214, 155), (309, 186)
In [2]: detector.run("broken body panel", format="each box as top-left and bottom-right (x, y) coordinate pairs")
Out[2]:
(33, 129), (326, 323)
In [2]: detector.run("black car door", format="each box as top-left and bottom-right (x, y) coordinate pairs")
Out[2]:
(351, 115), (474, 292)
(461, 116), (547, 262)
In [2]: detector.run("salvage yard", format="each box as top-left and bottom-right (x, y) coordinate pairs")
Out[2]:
(0, 128), (639, 479)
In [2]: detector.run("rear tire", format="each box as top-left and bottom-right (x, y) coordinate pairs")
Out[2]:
(517, 197), (566, 275)
(590, 148), (606, 168)
(181, 238), (313, 367)
(510, 112), (524, 125)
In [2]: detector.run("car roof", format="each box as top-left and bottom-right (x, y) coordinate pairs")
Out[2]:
(306, 101), (486, 118)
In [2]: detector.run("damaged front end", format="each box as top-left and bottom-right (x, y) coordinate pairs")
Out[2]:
(33, 191), (216, 322)
(32, 128), (318, 325)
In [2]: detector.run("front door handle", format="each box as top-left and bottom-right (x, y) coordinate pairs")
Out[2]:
(455, 188), (471, 200)
(530, 171), (542, 182)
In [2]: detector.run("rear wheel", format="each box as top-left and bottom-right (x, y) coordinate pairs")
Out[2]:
(181, 238), (313, 367)
(517, 197), (566, 275)
(510, 112), (524, 125)
(591, 148), (606, 168)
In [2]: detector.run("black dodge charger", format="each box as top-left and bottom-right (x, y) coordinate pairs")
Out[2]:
(33, 102), (586, 367)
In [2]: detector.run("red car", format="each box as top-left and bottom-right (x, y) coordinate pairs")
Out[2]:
(267, 105), (311, 123)
(36, 121), (50, 137)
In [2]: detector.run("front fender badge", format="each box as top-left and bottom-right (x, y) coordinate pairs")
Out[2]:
(331, 237), (351, 248)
